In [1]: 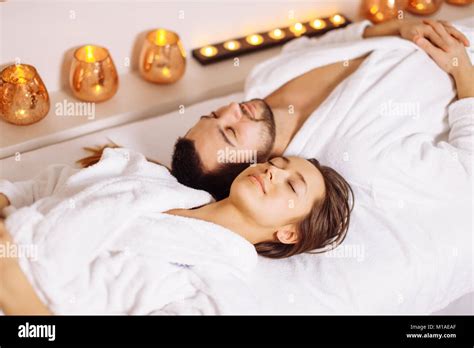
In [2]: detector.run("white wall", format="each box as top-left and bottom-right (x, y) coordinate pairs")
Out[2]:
(0, 0), (360, 92)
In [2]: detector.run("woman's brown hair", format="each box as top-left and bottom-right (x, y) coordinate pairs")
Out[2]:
(76, 140), (162, 168)
(255, 158), (354, 259)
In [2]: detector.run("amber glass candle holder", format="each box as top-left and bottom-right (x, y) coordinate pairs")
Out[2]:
(139, 29), (186, 84)
(362, 0), (408, 23)
(0, 64), (50, 126)
(70, 45), (119, 102)
(406, 0), (443, 15)
(446, 0), (472, 5)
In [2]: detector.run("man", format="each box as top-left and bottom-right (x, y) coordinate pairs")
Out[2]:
(171, 18), (472, 200)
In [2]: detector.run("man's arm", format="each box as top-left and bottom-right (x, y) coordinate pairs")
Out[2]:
(363, 18), (470, 48)
(0, 193), (10, 217)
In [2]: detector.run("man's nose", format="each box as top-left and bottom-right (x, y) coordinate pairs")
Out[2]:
(224, 102), (242, 122)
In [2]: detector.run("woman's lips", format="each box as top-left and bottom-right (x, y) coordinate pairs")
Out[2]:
(249, 174), (266, 193)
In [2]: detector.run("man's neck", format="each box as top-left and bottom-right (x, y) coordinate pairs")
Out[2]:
(264, 96), (308, 157)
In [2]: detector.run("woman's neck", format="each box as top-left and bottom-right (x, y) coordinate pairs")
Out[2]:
(166, 199), (267, 245)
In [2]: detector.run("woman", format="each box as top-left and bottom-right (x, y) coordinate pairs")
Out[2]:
(0, 148), (353, 315)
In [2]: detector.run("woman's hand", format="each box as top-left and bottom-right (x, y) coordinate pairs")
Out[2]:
(399, 19), (470, 48)
(414, 20), (474, 99)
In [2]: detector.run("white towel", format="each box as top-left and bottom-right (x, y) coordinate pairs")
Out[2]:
(244, 21), (473, 313)
(1, 148), (259, 314)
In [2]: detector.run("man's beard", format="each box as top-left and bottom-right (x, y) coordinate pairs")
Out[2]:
(250, 98), (276, 161)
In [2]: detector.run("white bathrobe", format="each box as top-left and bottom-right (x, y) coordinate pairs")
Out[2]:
(0, 148), (259, 314)
(245, 21), (473, 313)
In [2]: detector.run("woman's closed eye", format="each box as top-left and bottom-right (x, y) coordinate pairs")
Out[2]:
(288, 180), (296, 193)
(269, 158), (303, 196)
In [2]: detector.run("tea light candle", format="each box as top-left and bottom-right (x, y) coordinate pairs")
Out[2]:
(268, 28), (286, 40)
(289, 22), (306, 36)
(0, 64), (50, 125)
(223, 40), (241, 51)
(246, 34), (264, 46)
(200, 45), (218, 57)
(330, 14), (346, 26)
(70, 44), (119, 102)
(139, 29), (186, 84)
(310, 19), (327, 30)
(407, 0), (443, 15)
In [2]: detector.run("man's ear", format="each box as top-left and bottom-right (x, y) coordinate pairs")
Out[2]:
(275, 225), (299, 244)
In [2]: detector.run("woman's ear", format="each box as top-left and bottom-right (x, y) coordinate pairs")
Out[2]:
(275, 226), (299, 244)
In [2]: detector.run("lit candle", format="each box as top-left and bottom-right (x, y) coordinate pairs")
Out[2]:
(70, 45), (118, 102)
(246, 34), (264, 46)
(268, 28), (286, 40)
(223, 40), (241, 51)
(84, 45), (96, 62)
(289, 22), (306, 36)
(407, 0), (443, 15)
(154, 29), (168, 46)
(0, 64), (50, 125)
(200, 45), (218, 57)
(330, 14), (345, 26)
(310, 19), (327, 30)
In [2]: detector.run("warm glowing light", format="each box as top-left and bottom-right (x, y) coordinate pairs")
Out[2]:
(95, 84), (102, 93)
(200, 45), (218, 57)
(12, 66), (28, 84)
(310, 19), (326, 30)
(330, 14), (345, 26)
(416, 2), (426, 10)
(15, 109), (26, 117)
(375, 12), (384, 21)
(268, 28), (286, 40)
(370, 5), (379, 14)
(289, 22), (307, 36)
(85, 45), (96, 63)
(223, 40), (241, 51)
(161, 66), (171, 77)
(246, 34), (264, 46)
(154, 29), (168, 46)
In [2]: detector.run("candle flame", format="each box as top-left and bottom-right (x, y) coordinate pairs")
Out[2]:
(154, 29), (168, 46)
(310, 19), (326, 30)
(246, 34), (264, 46)
(85, 45), (96, 63)
(200, 46), (218, 57)
(289, 22), (306, 36)
(223, 40), (241, 51)
(330, 14), (345, 26)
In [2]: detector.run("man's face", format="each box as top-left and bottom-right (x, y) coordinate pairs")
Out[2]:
(185, 98), (275, 172)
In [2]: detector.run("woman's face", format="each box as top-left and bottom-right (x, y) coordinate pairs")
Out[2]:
(229, 156), (326, 239)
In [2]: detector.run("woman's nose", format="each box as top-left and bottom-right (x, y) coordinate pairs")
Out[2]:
(265, 165), (287, 182)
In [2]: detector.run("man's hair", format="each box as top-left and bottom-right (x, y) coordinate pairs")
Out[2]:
(255, 158), (354, 259)
(171, 137), (251, 200)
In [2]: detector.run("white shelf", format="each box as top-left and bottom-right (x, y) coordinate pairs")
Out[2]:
(0, 46), (281, 159)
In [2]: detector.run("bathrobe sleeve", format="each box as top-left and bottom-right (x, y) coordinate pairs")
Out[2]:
(376, 97), (473, 202)
(410, 97), (472, 176)
(311, 20), (373, 44)
(0, 164), (80, 209)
